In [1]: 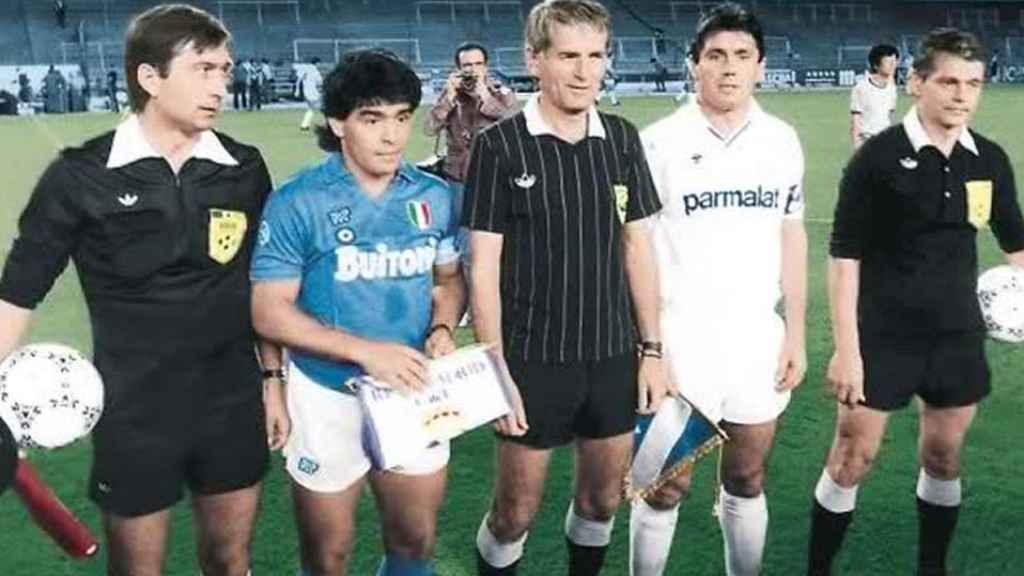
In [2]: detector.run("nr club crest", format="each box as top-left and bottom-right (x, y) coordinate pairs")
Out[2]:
(208, 209), (248, 264)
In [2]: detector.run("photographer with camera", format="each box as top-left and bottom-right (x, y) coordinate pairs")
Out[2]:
(427, 42), (516, 189)
(426, 43), (515, 299)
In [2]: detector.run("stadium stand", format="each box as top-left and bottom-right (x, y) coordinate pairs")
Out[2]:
(2, 0), (1023, 98)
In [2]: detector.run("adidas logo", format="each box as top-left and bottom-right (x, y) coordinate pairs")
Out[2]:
(514, 171), (536, 189)
(117, 193), (139, 207)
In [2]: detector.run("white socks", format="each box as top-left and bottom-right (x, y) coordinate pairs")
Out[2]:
(814, 468), (859, 513)
(564, 501), (614, 547)
(718, 487), (768, 576)
(629, 498), (680, 576)
(917, 468), (961, 507)
(476, 513), (527, 569)
(629, 488), (770, 576)
(300, 109), (314, 130)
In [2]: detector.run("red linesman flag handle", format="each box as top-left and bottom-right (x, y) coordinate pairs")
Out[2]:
(13, 456), (100, 559)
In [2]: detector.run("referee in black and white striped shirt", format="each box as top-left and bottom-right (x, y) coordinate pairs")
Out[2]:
(464, 2), (670, 575)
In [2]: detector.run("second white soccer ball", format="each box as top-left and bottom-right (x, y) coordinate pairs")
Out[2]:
(0, 343), (104, 449)
(978, 265), (1024, 343)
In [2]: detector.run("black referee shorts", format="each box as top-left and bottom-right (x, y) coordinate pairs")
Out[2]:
(88, 341), (269, 517)
(501, 353), (638, 449)
(861, 331), (991, 412)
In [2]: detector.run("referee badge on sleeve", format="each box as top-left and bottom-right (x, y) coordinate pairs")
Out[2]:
(208, 209), (248, 264)
(614, 184), (629, 224)
(965, 180), (992, 229)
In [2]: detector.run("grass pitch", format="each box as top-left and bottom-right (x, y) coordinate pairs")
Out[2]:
(1, 87), (1022, 575)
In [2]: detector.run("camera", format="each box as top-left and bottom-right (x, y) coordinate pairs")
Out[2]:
(457, 71), (478, 93)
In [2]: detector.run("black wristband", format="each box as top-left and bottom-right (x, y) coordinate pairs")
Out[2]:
(427, 324), (454, 339)
(261, 368), (285, 380)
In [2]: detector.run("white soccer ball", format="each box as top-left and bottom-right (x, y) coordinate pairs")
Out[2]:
(0, 343), (104, 449)
(978, 265), (1024, 343)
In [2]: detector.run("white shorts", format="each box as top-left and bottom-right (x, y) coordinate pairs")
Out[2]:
(283, 363), (449, 493)
(662, 311), (790, 425)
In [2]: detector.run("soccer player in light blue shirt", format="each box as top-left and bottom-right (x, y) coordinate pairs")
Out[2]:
(251, 50), (466, 576)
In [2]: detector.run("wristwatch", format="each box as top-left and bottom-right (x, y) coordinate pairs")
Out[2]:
(261, 368), (285, 381)
(637, 340), (663, 358)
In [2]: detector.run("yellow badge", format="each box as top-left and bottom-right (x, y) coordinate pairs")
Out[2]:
(208, 209), (248, 264)
(965, 180), (992, 229)
(614, 184), (629, 224)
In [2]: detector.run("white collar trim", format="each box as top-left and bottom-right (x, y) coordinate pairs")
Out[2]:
(523, 94), (606, 140)
(902, 107), (978, 156)
(106, 114), (239, 169)
(680, 98), (763, 145)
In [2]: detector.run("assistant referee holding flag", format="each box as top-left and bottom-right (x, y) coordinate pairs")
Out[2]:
(0, 5), (287, 575)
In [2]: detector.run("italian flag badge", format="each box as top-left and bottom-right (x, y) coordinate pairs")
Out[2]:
(407, 200), (433, 230)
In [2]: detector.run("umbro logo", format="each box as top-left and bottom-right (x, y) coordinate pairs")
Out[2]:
(117, 193), (139, 207)
(514, 171), (536, 190)
(900, 157), (918, 170)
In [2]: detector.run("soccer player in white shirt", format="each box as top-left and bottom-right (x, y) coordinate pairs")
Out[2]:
(849, 44), (898, 148)
(630, 4), (808, 576)
(297, 57), (324, 131)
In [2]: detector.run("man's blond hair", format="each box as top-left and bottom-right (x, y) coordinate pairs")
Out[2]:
(525, 0), (611, 55)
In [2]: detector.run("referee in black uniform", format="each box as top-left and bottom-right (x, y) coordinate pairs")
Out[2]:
(0, 6), (288, 576)
(466, 2), (670, 575)
(808, 28), (1024, 576)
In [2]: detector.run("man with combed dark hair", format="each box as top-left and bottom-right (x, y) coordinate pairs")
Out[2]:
(808, 28), (1024, 576)
(251, 49), (466, 576)
(427, 42), (517, 185)
(426, 42), (516, 278)
(465, 1), (669, 574)
(0, 4), (286, 575)
(631, 4), (807, 575)
(850, 43), (899, 149)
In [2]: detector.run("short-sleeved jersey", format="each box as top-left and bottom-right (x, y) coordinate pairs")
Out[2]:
(298, 65), (323, 102)
(831, 109), (1024, 336)
(850, 74), (897, 141)
(463, 95), (662, 363)
(251, 154), (458, 392)
(642, 102), (805, 325)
